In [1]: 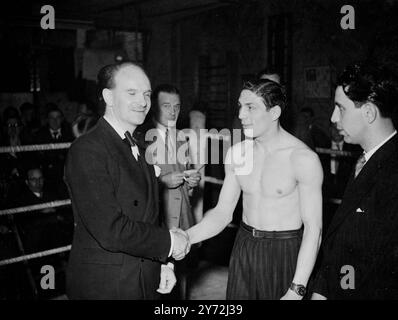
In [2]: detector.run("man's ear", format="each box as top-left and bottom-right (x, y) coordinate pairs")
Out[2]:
(270, 105), (282, 121)
(102, 88), (113, 107)
(362, 102), (377, 124)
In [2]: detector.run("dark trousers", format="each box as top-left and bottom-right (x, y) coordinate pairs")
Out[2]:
(227, 222), (302, 300)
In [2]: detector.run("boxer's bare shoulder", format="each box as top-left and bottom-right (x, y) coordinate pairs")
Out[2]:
(289, 141), (323, 187)
(225, 140), (255, 176)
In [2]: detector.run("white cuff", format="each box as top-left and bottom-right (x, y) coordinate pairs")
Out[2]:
(166, 262), (175, 270)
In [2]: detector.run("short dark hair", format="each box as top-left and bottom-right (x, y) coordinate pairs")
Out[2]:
(46, 103), (63, 118)
(151, 84), (180, 117)
(338, 63), (398, 119)
(242, 79), (287, 113)
(22, 163), (43, 180)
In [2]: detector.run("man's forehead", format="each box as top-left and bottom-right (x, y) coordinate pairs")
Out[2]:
(28, 169), (42, 177)
(158, 91), (180, 102)
(49, 111), (62, 117)
(335, 85), (351, 103)
(114, 65), (150, 90)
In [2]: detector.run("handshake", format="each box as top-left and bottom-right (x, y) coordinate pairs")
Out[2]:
(170, 228), (191, 260)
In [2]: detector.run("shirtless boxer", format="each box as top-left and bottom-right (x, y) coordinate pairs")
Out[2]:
(186, 79), (323, 300)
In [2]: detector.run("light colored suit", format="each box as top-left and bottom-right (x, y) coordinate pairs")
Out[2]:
(146, 125), (195, 231)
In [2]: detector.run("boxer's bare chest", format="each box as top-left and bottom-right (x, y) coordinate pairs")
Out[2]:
(238, 147), (297, 199)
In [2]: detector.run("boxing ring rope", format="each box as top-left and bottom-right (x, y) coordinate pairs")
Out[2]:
(0, 140), (349, 267)
(0, 143), (71, 153)
(0, 246), (72, 267)
(315, 147), (356, 157)
(0, 200), (71, 216)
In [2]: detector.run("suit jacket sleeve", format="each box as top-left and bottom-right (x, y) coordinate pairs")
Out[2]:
(356, 174), (398, 293)
(65, 140), (171, 261)
(309, 251), (330, 297)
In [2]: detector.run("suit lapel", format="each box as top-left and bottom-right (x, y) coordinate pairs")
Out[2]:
(325, 135), (398, 238)
(138, 146), (159, 219)
(99, 118), (148, 189)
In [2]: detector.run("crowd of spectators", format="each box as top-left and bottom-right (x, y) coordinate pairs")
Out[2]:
(0, 101), (99, 299)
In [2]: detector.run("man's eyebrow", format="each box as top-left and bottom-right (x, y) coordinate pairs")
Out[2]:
(335, 101), (344, 108)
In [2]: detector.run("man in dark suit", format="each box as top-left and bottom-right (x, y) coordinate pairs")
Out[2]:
(34, 105), (74, 198)
(311, 63), (398, 299)
(65, 62), (190, 300)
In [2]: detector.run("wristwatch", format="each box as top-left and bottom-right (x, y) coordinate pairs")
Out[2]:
(290, 282), (307, 296)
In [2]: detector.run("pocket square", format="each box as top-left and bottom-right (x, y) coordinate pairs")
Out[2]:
(356, 207), (365, 213)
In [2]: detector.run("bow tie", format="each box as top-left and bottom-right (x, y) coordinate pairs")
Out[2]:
(124, 131), (138, 147)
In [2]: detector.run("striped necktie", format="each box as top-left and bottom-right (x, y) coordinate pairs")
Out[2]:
(354, 153), (366, 178)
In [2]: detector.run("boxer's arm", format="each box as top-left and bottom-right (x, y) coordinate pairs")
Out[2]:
(187, 149), (241, 244)
(290, 149), (323, 289)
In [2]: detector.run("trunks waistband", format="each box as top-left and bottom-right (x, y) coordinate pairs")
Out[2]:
(240, 221), (303, 239)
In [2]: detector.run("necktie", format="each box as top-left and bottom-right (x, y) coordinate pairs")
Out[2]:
(124, 131), (140, 160)
(354, 153), (366, 178)
(165, 128), (169, 155)
(124, 131), (137, 146)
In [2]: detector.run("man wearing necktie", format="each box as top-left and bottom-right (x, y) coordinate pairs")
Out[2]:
(311, 63), (398, 299)
(34, 106), (74, 198)
(138, 84), (201, 299)
(65, 62), (190, 299)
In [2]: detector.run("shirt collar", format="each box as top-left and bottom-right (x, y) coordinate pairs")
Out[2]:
(103, 114), (129, 140)
(103, 115), (140, 159)
(364, 130), (397, 162)
(155, 119), (173, 132)
(50, 128), (61, 134)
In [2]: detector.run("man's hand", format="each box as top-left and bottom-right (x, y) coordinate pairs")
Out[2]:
(161, 172), (185, 188)
(311, 292), (327, 300)
(185, 172), (201, 188)
(280, 289), (304, 300)
(171, 228), (191, 260)
(157, 264), (176, 294)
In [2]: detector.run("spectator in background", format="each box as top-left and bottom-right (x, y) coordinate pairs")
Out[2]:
(7, 165), (73, 299)
(0, 114), (33, 197)
(34, 104), (74, 198)
(19, 102), (40, 144)
(293, 107), (329, 150)
(8, 164), (72, 251)
(136, 84), (201, 299)
(35, 103), (74, 144)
